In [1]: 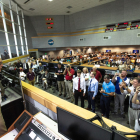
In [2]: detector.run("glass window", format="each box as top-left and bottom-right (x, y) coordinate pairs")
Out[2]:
(3, 5), (11, 21)
(0, 46), (10, 60)
(0, 31), (7, 45)
(8, 33), (15, 46)
(10, 46), (17, 58)
(23, 46), (27, 55)
(18, 46), (22, 56)
(16, 35), (21, 46)
(5, 19), (13, 33)
(21, 27), (25, 37)
(0, 17), (4, 30)
(22, 37), (26, 46)
(15, 24), (19, 35)
(13, 11), (18, 24)
(0, 3), (2, 17)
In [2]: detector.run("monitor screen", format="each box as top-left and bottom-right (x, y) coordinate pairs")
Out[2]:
(57, 107), (112, 140)
(133, 50), (139, 53)
(106, 50), (111, 53)
(113, 131), (130, 140)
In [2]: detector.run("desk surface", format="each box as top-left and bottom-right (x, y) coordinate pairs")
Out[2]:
(41, 60), (74, 65)
(134, 70), (140, 74)
(22, 81), (135, 136)
(80, 63), (118, 70)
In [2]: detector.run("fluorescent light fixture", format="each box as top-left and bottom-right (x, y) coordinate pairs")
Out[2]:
(48, 0), (53, 1)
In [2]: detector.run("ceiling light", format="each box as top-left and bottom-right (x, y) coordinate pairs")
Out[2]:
(48, 0), (53, 1)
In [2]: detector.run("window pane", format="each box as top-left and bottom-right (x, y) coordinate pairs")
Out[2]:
(0, 46), (10, 60)
(3, 5), (11, 21)
(0, 31), (7, 45)
(13, 11), (18, 24)
(23, 46), (27, 55)
(15, 24), (19, 35)
(22, 37), (26, 46)
(0, 3), (2, 17)
(10, 46), (17, 58)
(8, 33), (15, 46)
(18, 46), (22, 56)
(21, 27), (24, 37)
(0, 17), (4, 30)
(16, 35), (21, 46)
(5, 19), (13, 33)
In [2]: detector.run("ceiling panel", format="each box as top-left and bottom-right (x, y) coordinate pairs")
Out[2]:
(1, 0), (115, 16)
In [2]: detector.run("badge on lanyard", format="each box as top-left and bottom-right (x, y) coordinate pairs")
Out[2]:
(79, 89), (81, 92)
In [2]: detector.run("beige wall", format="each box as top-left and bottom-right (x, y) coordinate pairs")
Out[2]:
(38, 45), (140, 59)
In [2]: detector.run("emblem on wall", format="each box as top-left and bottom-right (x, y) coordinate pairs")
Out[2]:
(48, 39), (54, 45)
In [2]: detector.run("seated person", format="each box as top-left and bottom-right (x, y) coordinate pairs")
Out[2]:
(135, 65), (140, 70)
(67, 58), (71, 63)
(73, 56), (77, 63)
(106, 62), (110, 67)
(19, 67), (26, 81)
(36, 63), (44, 84)
(119, 62), (124, 70)
(42, 70), (50, 90)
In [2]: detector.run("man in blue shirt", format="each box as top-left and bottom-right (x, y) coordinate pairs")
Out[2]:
(86, 72), (98, 113)
(112, 69), (130, 118)
(100, 75), (115, 118)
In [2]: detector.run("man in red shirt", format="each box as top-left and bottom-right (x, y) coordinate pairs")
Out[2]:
(92, 66), (102, 82)
(63, 64), (75, 102)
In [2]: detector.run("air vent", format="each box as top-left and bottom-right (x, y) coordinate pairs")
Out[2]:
(67, 6), (73, 9)
(80, 39), (84, 41)
(66, 11), (71, 13)
(29, 8), (35, 11)
(137, 33), (140, 37)
(103, 36), (111, 40)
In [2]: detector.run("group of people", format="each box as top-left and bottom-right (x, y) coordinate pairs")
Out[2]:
(5, 55), (140, 131)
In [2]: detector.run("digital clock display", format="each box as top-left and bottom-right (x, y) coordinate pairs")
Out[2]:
(46, 22), (54, 25)
(46, 18), (53, 21)
(47, 27), (53, 29)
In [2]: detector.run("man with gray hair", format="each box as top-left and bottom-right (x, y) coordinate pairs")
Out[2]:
(92, 66), (102, 82)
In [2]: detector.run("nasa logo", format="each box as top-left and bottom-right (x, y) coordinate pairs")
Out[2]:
(48, 39), (54, 45)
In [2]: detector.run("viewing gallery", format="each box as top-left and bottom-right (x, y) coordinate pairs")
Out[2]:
(1, 0), (140, 140)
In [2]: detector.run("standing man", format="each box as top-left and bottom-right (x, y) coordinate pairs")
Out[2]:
(0, 59), (7, 136)
(27, 68), (35, 86)
(92, 66), (102, 82)
(22, 60), (29, 74)
(73, 70), (86, 108)
(55, 63), (65, 97)
(100, 75), (115, 118)
(87, 72), (98, 113)
(112, 69), (130, 118)
(120, 78), (140, 130)
(63, 64), (75, 102)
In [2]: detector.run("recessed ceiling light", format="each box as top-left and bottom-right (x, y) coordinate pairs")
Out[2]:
(48, 0), (53, 1)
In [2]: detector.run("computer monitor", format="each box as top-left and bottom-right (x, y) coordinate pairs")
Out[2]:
(106, 50), (111, 53)
(113, 131), (130, 140)
(57, 107), (112, 140)
(133, 50), (139, 53)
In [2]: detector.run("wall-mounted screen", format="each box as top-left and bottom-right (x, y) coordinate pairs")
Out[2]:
(133, 50), (139, 53)
(106, 50), (111, 53)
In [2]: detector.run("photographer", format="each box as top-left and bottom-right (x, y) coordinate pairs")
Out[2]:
(0, 59), (7, 136)
(112, 69), (130, 118)
(120, 78), (140, 131)
(63, 64), (75, 103)
(55, 63), (65, 97)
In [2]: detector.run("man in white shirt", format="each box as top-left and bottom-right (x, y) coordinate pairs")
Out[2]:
(73, 70), (86, 108)
(19, 67), (26, 81)
(32, 62), (38, 72)
(136, 57), (140, 66)
(120, 78), (140, 131)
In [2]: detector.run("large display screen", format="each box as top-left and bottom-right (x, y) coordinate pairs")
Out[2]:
(57, 107), (112, 140)
(133, 50), (139, 53)
(106, 50), (111, 53)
